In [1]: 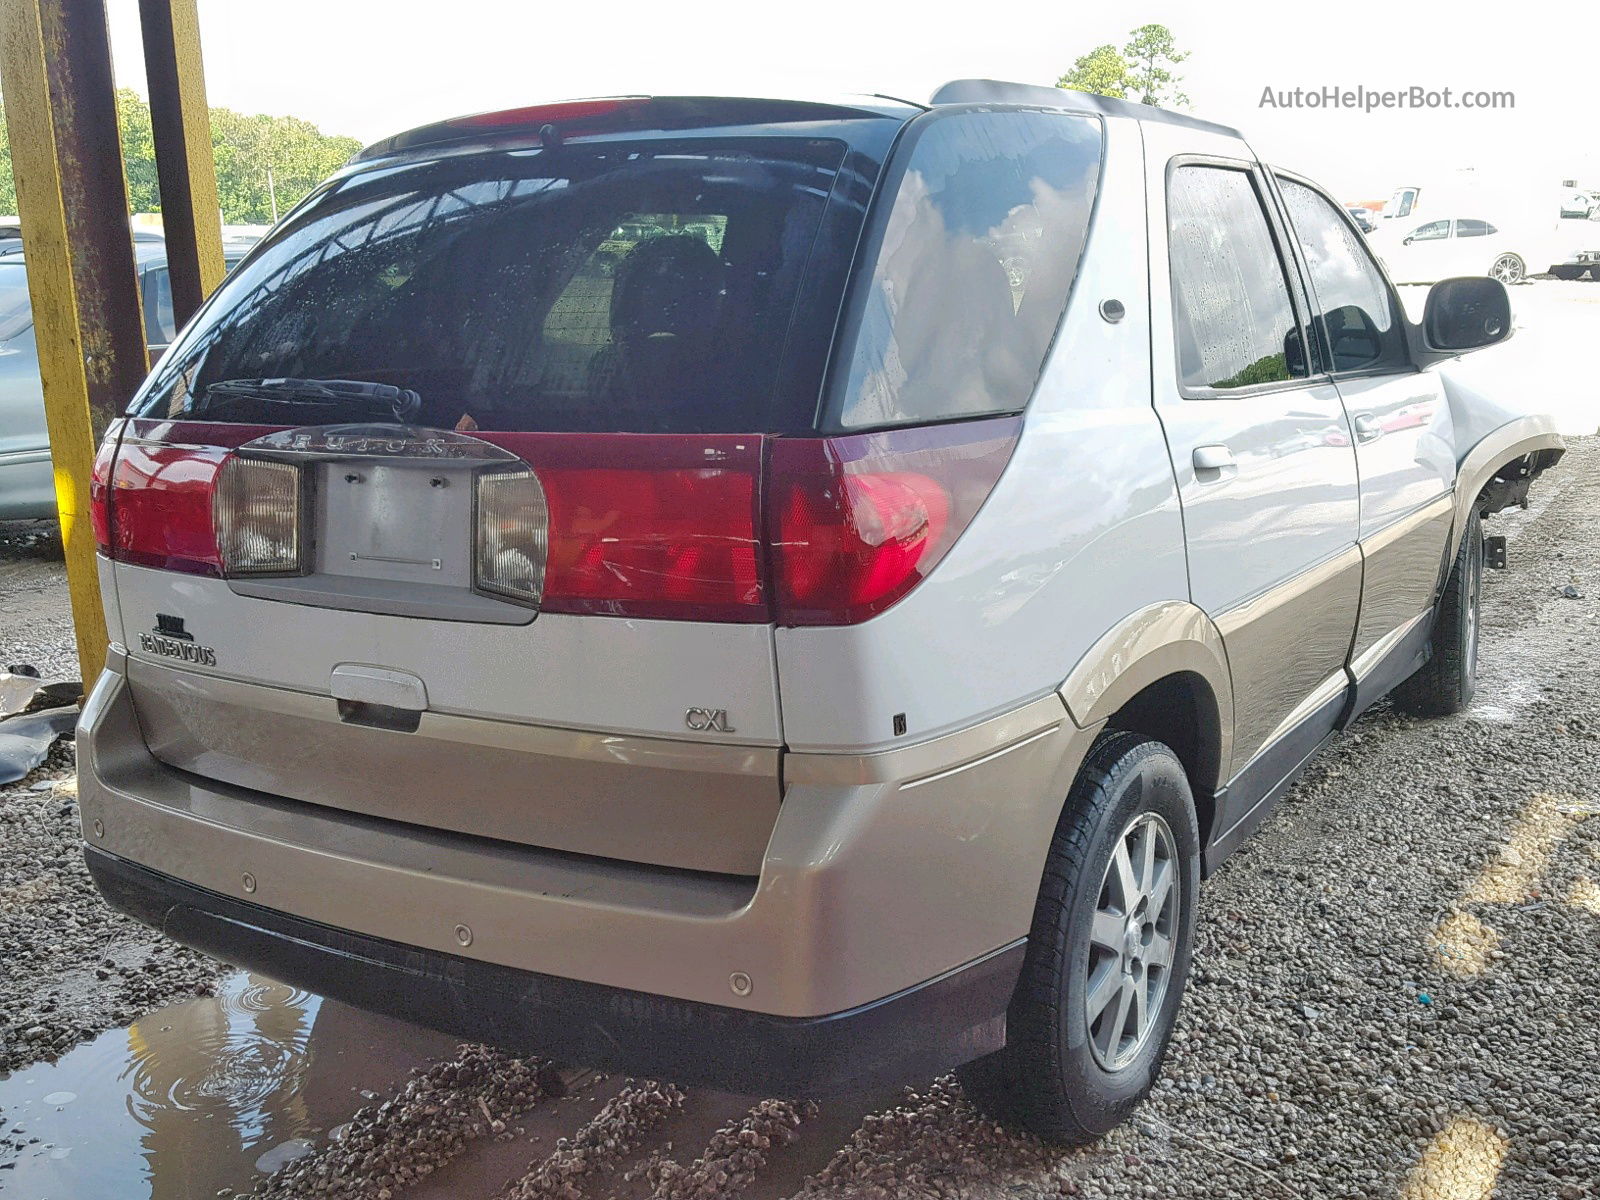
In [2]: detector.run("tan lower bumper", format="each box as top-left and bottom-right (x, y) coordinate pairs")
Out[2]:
(79, 655), (1092, 1017)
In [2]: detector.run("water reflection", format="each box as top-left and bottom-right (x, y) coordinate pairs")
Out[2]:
(0, 972), (456, 1199)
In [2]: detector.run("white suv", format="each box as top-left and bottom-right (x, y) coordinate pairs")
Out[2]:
(80, 81), (1561, 1144)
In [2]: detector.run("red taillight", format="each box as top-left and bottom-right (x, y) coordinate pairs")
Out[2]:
(483, 434), (766, 623)
(101, 418), (1019, 627)
(768, 417), (1020, 626)
(89, 424), (122, 552)
(105, 441), (228, 575)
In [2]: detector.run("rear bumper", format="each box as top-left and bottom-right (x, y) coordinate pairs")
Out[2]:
(88, 846), (1022, 1093)
(78, 651), (1095, 1088)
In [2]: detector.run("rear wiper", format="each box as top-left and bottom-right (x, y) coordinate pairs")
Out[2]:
(200, 378), (422, 423)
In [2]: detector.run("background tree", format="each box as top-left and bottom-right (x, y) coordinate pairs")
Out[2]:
(0, 89), (360, 225)
(1057, 44), (1131, 99)
(1122, 23), (1189, 107)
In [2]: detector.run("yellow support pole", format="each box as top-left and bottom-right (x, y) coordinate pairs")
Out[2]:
(0, 0), (152, 689)
(139, 0), (224, 326)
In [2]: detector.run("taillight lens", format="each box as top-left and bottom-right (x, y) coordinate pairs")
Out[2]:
(105, 440), (228, 575)
(482, 433), (766, 622)
(89, 423), (123, 551)
(215, 457), (303, 574)
(475, 468), (549, 605)
(98, 418), (1019, 628)
(769, 416), (1021, 626)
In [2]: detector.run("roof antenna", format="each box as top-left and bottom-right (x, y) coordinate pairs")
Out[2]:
(539, 123), (562, 149)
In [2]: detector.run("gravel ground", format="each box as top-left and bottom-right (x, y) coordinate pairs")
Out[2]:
(0, 520), (226, 1073)
(0, 442), (1596, 1198)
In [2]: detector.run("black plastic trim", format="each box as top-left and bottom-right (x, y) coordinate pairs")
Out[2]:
(1201, 686), (1348, 875)
(86, 848), (1023, 1095)
(1341, 615), (1435, 731)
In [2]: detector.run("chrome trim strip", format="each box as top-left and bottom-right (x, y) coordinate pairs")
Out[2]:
(1362, 493), (1454, 557)
(1213, 543), (1363, 639)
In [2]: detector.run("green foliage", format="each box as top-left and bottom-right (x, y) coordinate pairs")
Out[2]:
(1058, 24), (1189, 109)
(1213, 352), (1288, 390)
(209, 105), (361, 224)
(1122, 23), (1189, 108)
(1057, 44), (1131, 100)
(0, 88), (360, 224)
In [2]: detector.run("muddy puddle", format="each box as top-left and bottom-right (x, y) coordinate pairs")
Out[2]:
(0, 972), (460, 1198)
(0, 970), (893, 1200)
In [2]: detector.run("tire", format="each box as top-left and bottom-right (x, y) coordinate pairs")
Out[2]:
(1392, 511), (1484, 717)
(1490, 253), (1526, 284)
(958, 732), (1200, 1145)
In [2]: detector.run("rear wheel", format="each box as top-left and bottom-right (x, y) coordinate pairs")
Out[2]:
(1393, 511), (1484, 717)
(959, 732), (1199, 1145)
(1490, 253), (1526, 284)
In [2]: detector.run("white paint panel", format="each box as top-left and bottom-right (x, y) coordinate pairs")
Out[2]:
(112, 563), (782, 744)
(778, 116), (1189, 752)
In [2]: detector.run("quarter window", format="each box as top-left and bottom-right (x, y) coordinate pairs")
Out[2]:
(1456, 219), (1491, 238)
(1168, 165), (1307, 391)
(1278, 178), (1409, 374)
(832, 109), (1102, 429)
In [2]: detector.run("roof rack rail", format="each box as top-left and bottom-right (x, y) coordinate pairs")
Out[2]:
(928, 79), (1243, 139)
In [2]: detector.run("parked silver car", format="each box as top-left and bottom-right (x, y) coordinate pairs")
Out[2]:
(0, 240), (246, 520)
(78, 83), (1561, 1144)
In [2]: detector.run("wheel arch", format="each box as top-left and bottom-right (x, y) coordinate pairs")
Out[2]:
(1449, 418), (1565, 553)
(1057, 601), (1233, 837)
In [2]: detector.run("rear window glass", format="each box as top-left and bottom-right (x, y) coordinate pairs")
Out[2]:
(133, 138), (855, 433)
(830, 109), (1102, 430)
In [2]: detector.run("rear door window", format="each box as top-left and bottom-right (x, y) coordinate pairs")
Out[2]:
(829, 108), (1102, 429)
(133, 139), (857, 433)
(1167, 165), (1309, 391)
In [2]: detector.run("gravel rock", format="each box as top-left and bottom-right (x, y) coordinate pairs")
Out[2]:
(0, 740), (223, 1072)
(650, 1098), (817, 1199)
(500, 1079), (685, 1200)
(247, 1044), (560, 1198)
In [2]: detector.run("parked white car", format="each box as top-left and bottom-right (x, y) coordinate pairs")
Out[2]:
(1375, 217), (1536, 285)
(1560, 190), (1596, 219)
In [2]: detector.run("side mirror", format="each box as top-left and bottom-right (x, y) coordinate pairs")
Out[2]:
(1416, 276), (1511, 363)
(1402, 235), (1414, 245)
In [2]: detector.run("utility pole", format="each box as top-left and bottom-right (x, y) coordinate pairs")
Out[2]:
(0, 0), (152, 688)
(138, 0), (225, 329)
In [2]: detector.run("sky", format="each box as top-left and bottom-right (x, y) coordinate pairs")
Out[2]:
(99, 0), (1599, 206)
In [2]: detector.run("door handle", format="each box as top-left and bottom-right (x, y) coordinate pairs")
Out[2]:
(1352, 413), (1383, 443)
(1192, 444), (1236, 482)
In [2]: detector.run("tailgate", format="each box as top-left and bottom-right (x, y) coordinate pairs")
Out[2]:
(121, 651), (779, 876)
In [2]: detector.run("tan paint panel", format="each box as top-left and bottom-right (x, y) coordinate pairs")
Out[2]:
(126, 657), (781, 876)
(1352, 495), (1455, 662)
(1216, 547), (1362, 766)
(1450, 421), (1564, 551)
(84, 661), (1100, 1016)
(1057, 600), (1234, 788)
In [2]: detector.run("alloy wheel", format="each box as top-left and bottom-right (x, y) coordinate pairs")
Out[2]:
(1085, 812), (1181, 1072)
(1491, 254), (1525, 284)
